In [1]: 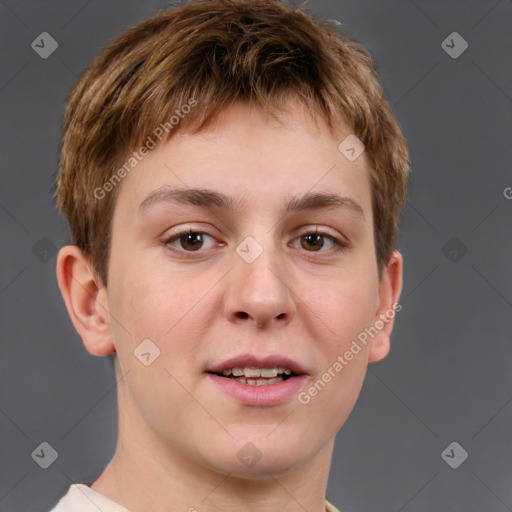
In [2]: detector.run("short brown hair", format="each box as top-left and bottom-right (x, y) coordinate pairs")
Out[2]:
(55, 0), (410, 286)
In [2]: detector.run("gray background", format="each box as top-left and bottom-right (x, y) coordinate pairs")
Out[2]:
(1, 1), (511, 511)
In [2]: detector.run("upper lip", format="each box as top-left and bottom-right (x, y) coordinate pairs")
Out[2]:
(206, 354), (308, 375)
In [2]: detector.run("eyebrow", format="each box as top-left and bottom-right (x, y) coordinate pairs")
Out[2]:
(139, 186), (365, 219)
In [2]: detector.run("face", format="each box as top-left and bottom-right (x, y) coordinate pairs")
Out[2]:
(102, 101), (398, 477)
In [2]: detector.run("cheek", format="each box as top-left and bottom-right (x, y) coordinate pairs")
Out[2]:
(298, 284), (374, 429)
(297, 274), (378, 423)
(108, 258), (214, 371)
(107, 261), (204, 417)
(299, 275), (378, 345)
(110, 254), (179, 332)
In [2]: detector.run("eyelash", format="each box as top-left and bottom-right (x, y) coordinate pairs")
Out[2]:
(162, 228), (348, 258)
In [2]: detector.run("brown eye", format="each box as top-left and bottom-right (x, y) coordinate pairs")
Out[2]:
(301, 233), (325, 251)
(164, 230), (217, 253)
(179, 232), (204, 251)
(294, 231), (344, 253)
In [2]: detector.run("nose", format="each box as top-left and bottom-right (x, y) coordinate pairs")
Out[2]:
(222, 238), (296, 329)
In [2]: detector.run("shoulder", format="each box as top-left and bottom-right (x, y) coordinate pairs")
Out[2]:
(48, 483), (130, 512)
(326, 498), (343, 512)
(325, 500), (340, 512)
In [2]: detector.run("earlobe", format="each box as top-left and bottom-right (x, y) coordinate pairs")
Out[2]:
(56, 245), (115, 357)
(368, 250), (403, 363)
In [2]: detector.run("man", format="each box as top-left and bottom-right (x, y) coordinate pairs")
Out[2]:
(51, 1), (410, 510)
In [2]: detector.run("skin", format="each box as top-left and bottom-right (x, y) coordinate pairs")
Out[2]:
(57, 101), (402, 512)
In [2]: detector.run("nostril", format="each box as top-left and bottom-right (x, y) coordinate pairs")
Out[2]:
(235, 312), (249, 319)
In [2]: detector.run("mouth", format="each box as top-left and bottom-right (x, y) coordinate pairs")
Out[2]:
(204, 354), (308, 405)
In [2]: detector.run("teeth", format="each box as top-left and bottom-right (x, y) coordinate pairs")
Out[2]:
(243, 368), (262, 378)
(221, 367), (293, 378)
(233, 376), (284, 385)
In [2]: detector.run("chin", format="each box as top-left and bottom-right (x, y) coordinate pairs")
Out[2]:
(220, 455), (305, 481)
(201, 436), (313, 480)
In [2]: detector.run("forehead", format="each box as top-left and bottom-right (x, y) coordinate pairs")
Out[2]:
(113, 101), (373, 219)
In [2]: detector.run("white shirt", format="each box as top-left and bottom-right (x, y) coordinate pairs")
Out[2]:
(49, 483), (341, 512)
(49, 484), (129, 512)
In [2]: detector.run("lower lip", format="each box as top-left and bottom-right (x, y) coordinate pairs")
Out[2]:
(206, 373), (307, 406)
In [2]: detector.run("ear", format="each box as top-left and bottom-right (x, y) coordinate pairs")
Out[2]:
(368, 250), (403, 363)
(56, 245), (115, 357)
